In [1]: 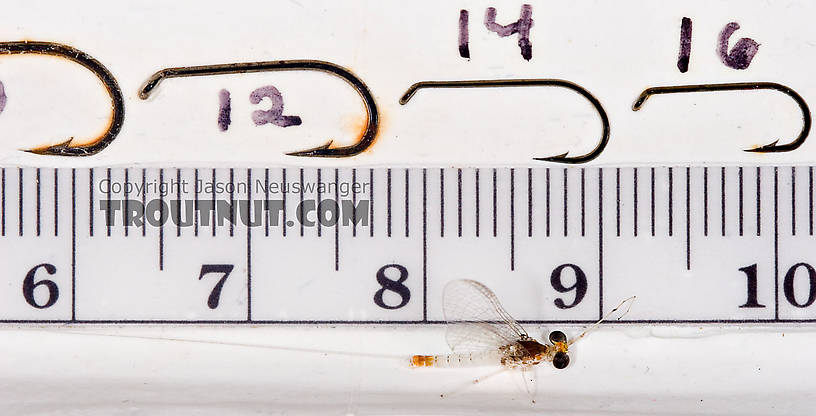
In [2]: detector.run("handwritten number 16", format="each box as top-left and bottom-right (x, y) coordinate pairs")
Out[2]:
(677, 17), (760, 73)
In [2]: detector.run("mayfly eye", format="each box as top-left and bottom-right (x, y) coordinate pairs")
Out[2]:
(549, 330), (567, 344)
(553, 352), (570, 369)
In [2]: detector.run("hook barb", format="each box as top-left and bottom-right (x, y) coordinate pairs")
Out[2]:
(0, 41), (124, 156)
(140, 60), (379, 158)
(399, 79), (609, 164)
(633, 82), (811, 153)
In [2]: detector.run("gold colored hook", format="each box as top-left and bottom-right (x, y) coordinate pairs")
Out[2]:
(0, 41), (125, 156)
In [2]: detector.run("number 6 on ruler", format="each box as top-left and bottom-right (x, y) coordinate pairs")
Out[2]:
(198, 264), (234, 309)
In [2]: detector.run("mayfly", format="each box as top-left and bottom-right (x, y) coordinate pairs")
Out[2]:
(411, 279), (634, 371)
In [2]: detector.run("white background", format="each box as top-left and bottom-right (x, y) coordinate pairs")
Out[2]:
(1, 0), (816, 414)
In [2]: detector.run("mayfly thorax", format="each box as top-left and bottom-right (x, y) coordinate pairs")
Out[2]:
(410, 279), (633, 371)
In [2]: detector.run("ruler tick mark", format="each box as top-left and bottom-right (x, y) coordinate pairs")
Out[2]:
(1, 168), (5, 236)
(352, 168), (357, 238)
(54, 169), (58, 237)
(527, 168), (533, 237)
(475, 169), (480, 237)
(686, 167), (691, 270)
(265, 169), (270, 237)
(317, 169), (323, 238)
(581, 168), (586, 237)
(282, 169), (287, 237)
(458, 168), (463, 238)
(229, 168), (235, 238)
(19, 168), (24, 237)
(335, 169), (339, 271)
(791, 166), (796, 236)
(36, 168), (41, 237)
(71, 169), (76, 321)
(668, 167), (673, 237)
(193, 169), (199, 237)
(703, 167), (708, 236)
(422, 168), (428, 322)
(774, 167), (779, 321)
(125, 169), (130, 237)
(88, 168), (93, 237)
(493, 168), (497, 237)
(386, 168), (392, 237)
(546, 168), (550, 237)
(370, 169), (375, 237)
(563, 168), (568, 237)
(247, 168), (253, 321)
(510, 168), (515, 271)
(143, 169), (148, 237)
(106, 168), (111, 237)
(301, 168), (306, 237)
(616, 168), (621, 237)
(810, 166), (814, 236)
(439, 169), (445, 238)
(633, 168), (638, 237)
(405, 169), (410, 238)
(598, 168), (604, 319)
(159, 169), (165, 270)
(757, 167), (762, 237)
(739, 167), (744, 236)
(651, 167), (656, 237)
(721, 167), (726, 237)
(176, 169), (182, 237)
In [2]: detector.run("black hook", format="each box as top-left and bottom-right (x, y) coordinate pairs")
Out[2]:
(140, 60), (379, 157)
(0, 41), (124, 156)
(633, 82), (811, 153)
(399, 79), (610, 164)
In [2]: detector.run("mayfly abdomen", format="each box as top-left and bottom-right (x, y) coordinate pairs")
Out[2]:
(411, 350), (502, 368)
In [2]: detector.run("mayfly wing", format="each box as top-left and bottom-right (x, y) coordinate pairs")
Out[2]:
(443, 279), (530, 353)
(444, 322), (524, 353)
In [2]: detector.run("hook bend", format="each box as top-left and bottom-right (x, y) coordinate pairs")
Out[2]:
(0, 41), (124, 156)
(633, 82), (811, 153)
(399, 79), (610, 164)
(140, 60), (379, 157)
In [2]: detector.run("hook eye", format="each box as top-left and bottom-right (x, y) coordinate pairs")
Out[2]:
(0, 41), (125, 156)
(553, 352), (570, 369)
(399, 79), (610, 164)
(633, 82), (811, 153)
(139, 60), (379, 157)
(549, 330), (567, 344)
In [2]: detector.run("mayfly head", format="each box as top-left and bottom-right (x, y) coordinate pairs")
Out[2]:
(548, 330), (570, 369)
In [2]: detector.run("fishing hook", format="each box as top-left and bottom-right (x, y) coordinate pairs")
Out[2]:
(140, 60), (379, 157)
(399, 79), (610, 164)
(633, 82), (811, 153)
(0, 41), (124, 156)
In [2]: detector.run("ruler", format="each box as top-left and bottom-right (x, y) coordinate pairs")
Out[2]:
(0, 165), (814, 325)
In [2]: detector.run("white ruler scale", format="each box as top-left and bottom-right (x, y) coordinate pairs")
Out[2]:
(0, 165), (814, 324)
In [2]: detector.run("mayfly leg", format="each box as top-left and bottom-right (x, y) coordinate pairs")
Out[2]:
(439, 367), (509, 398)
(520, 368), (538, 404)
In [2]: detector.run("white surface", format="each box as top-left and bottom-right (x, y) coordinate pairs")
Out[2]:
(0, 0), (813, 167)
(0, 326), (810, 415)
(1, 1), (816, 415)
